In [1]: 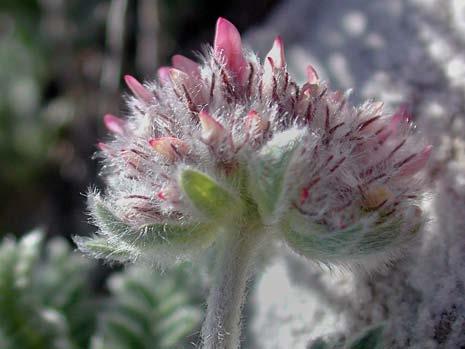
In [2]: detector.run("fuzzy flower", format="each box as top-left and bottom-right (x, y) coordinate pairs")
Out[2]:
(75, 18), (431, 348)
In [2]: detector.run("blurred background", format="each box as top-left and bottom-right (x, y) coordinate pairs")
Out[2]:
(0, 0), (279, 239)
(2, 1), (465, 348)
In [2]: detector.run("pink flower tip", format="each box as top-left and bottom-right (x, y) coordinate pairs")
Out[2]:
(97, 142), (109, 151)
(103, 114), (125, 135)
(306, 65), (319, 85)
(198, 110), (226, 144)
(149, 137), (188, 161)
(391, 105), (411, 125)
(172, 54), (200, 79)
(214, 17), (247, 83)
(266, 36), (285, 69)
(157, 67), (172, 84)
(399, 145), (433, 176)
(124, 75), (153, 103)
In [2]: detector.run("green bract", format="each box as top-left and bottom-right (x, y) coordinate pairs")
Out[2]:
(281, 209), (417, 264)
(179, 168), (243, 220)
(75, 194), (217, 265)
(247, 128), (305, 224)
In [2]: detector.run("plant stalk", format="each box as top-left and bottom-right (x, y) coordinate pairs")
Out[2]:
(201, 226), (262, 349)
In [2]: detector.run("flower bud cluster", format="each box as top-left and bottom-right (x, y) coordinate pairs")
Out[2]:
(77, 18), (431, 267)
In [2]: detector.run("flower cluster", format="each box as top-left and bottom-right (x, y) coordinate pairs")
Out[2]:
(76, 18), (431, 268)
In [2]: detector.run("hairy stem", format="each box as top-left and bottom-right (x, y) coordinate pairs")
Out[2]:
(201, 226), (263, 349)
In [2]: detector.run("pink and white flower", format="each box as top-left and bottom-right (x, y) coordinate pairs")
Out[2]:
(75, 17), (432, 349)
(77, 17), (431, 268)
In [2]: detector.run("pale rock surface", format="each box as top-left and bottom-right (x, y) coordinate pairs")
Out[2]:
(246, 0), (465, 348)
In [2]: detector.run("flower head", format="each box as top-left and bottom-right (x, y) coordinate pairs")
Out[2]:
(76, 18), (431, 268)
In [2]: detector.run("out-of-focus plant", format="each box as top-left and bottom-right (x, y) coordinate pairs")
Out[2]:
(0, 2), (70, 186)
(90, 265), (202, 349)
(0, 231), (203, 349)
(0, 231), (92, 348)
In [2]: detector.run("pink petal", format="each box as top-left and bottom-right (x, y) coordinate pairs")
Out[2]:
(266, 36), (285, 69)
(390, 105), (411, 130)
(97, 142), (109, 151)
(245, 109), (268, 134)
(246, 109), (259, 121)
(157, 66), (172, 84)
(214, 17), (247, 83)
(300, 188), (309, 204)
(198, 110), (225, 143)
(306, 65), (319, 85)
(157, 191), (166, 200)
(399, 145), (432, 176)
(262, 57), (276, 96)
(372, 101), (384, 114)
(149, 137), (188, 161)
(124, 75), (153, 103)
(262, 37), (285, 97)
(169, 67), (205, 105)
(172, 54), (200, 79)
(103, 114), (125, 135)
(377, 105), (411, 143)
(169, 68), (190, 88)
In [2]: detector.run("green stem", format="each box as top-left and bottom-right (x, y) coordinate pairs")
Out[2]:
(201, 226), (262, 349)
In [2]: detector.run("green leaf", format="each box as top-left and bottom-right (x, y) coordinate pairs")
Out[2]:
(91, 196), (214, 246)
(73, 236), (134, 263)
(282, 210), (404, 262)
(76, 194), (217, 264)
(179, 168), (241, 220)
(348, 325), (384, 349)
(247, 128), (305, 223)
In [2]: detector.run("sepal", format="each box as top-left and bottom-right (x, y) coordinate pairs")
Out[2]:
(75, 193), (217, 265)
(73, 236), (135, 263)
(281, 209), (419, 264)
(179, 168), (242, 220)
(247, 128), (305, 224)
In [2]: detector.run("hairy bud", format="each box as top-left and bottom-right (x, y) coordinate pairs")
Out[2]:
(76, 17), (431, 269)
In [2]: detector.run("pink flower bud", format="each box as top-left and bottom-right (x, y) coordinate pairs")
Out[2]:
(169, 68), (190, 89)
(169, 68), (204, 106)
(149, 137), (189, 161)
(398, 145), (432, 176)
(360, 185), (393, 210)
(103, 114), (125, 135)
(214, 17), (248, 84)
(124, 75), (153, 103)
(198, 110), (226, 144)
(377, 105), (411, 143)
(263, 37), (286, 97)
(157, 66), (172, 84)
(97, 142), (110, 152)
(172, 54), (201, 79)
(306, 65), (319, 85)
(266, 36), (285, 70)
(245, 110), (268, 138)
